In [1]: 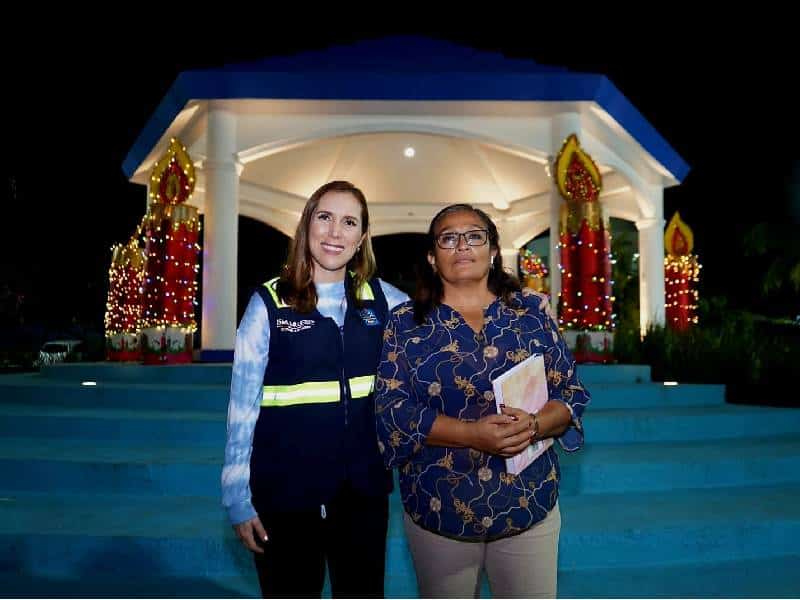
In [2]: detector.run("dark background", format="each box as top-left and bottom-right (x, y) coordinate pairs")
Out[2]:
(2, 17), (797, 348)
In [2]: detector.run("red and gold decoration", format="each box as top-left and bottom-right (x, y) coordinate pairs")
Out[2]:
(664, 211), (701, 331)
(148, 138), (196, 206)
(104, 138), (201, 364)
(104, 241), (145, 361)
(140, 138), (200, 364)
(554, 134), (614, 363)
(519, 248), (549, 293)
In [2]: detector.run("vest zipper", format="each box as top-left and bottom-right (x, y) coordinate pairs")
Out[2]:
(339, 324), (349, 427)
(342, 368), (349, 426)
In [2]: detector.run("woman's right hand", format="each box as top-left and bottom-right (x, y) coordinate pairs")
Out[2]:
(468, 413), (533, 457)
(234, 515), (269, 553)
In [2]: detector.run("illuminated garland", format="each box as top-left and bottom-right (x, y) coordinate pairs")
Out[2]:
(664, 212), (701, 330)
(140, 138), (201, 364)
(520, 248), (548, 277)
(104, 241), (145, 361)
(104, 137), (201, 364)
(554, 135), (614, 332)
(519, 248), (549, 292)
(140, 204), (200, 330)
(104, 243), (145, 335)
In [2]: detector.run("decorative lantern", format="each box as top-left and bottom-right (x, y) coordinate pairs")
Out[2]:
(104, 242), (145, 361)
(664, 211), (701, 331)
(140, 138), (200, 364)
(554, 134), (614, 363)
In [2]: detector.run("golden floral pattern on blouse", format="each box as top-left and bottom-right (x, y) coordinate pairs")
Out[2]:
(500, 472), (516, 485)
(518, 496), (529, 508)
(383, 377), (404, 391)
(443, 317), (460, 329)
(454, 376), (477, 398)
(483, 345), (499, 359)
(547, 369), (562, 387)
(441, 340), (460, 353)
(454, 499), (475, 523)
(387, 351), (398, 362)
(477, 466), (492, 482)
(507, 348), (530, 363)
(430, 497), (442, 512)
(428, 381), (442, 396)
(437, 452), (454, 470)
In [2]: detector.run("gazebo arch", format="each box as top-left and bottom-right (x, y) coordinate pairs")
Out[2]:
(124, 36), (688, 359)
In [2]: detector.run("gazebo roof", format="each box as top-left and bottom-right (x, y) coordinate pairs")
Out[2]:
(123, 36), (688, 181)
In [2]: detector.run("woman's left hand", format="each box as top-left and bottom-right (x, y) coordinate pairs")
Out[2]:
(500, 406), (539, 440)
(501, 401), (572, 441)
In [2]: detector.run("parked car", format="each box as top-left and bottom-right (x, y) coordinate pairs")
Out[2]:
(35, 339), (85, 367)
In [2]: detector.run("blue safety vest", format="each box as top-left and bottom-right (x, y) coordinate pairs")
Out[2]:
(249, 274), (392, 511)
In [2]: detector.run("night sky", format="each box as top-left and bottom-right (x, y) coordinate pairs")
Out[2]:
(2, 18), (798, 338)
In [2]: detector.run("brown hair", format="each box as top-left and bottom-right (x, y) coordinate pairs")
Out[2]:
(414, 203), (521, 324)
(276, 181), (376, 313)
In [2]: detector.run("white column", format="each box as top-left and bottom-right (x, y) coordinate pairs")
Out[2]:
(548, 190), (562, 313)
(548, 112), (581, 319)
(636, 213), (666, 335)
(500, 247), (518, 276)
(201, 103), (240, 359)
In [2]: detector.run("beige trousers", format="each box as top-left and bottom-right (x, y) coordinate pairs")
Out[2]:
(402, 503), (561, 599)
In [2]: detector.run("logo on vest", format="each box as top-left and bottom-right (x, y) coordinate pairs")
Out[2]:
(358, 308), (381, 327)
(277, 318), (315, 333)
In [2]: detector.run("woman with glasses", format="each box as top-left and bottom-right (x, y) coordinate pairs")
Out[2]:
(222, 181), (408, 598)
(375, 203), (590, 598)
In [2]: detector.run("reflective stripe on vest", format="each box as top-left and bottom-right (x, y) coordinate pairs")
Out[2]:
(264, 278), (289, 308)
(355, 280), (375, 301)
(349, 374), (375, 399)
(262, 375), (375, 407)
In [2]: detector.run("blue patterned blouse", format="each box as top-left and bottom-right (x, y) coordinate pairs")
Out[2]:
(375, 289), (591, 541)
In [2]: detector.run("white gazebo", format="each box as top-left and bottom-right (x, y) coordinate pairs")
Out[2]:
(123, 36), (689, 360)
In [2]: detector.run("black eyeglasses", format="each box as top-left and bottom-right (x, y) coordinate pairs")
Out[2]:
(435, 229), (490, 249)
